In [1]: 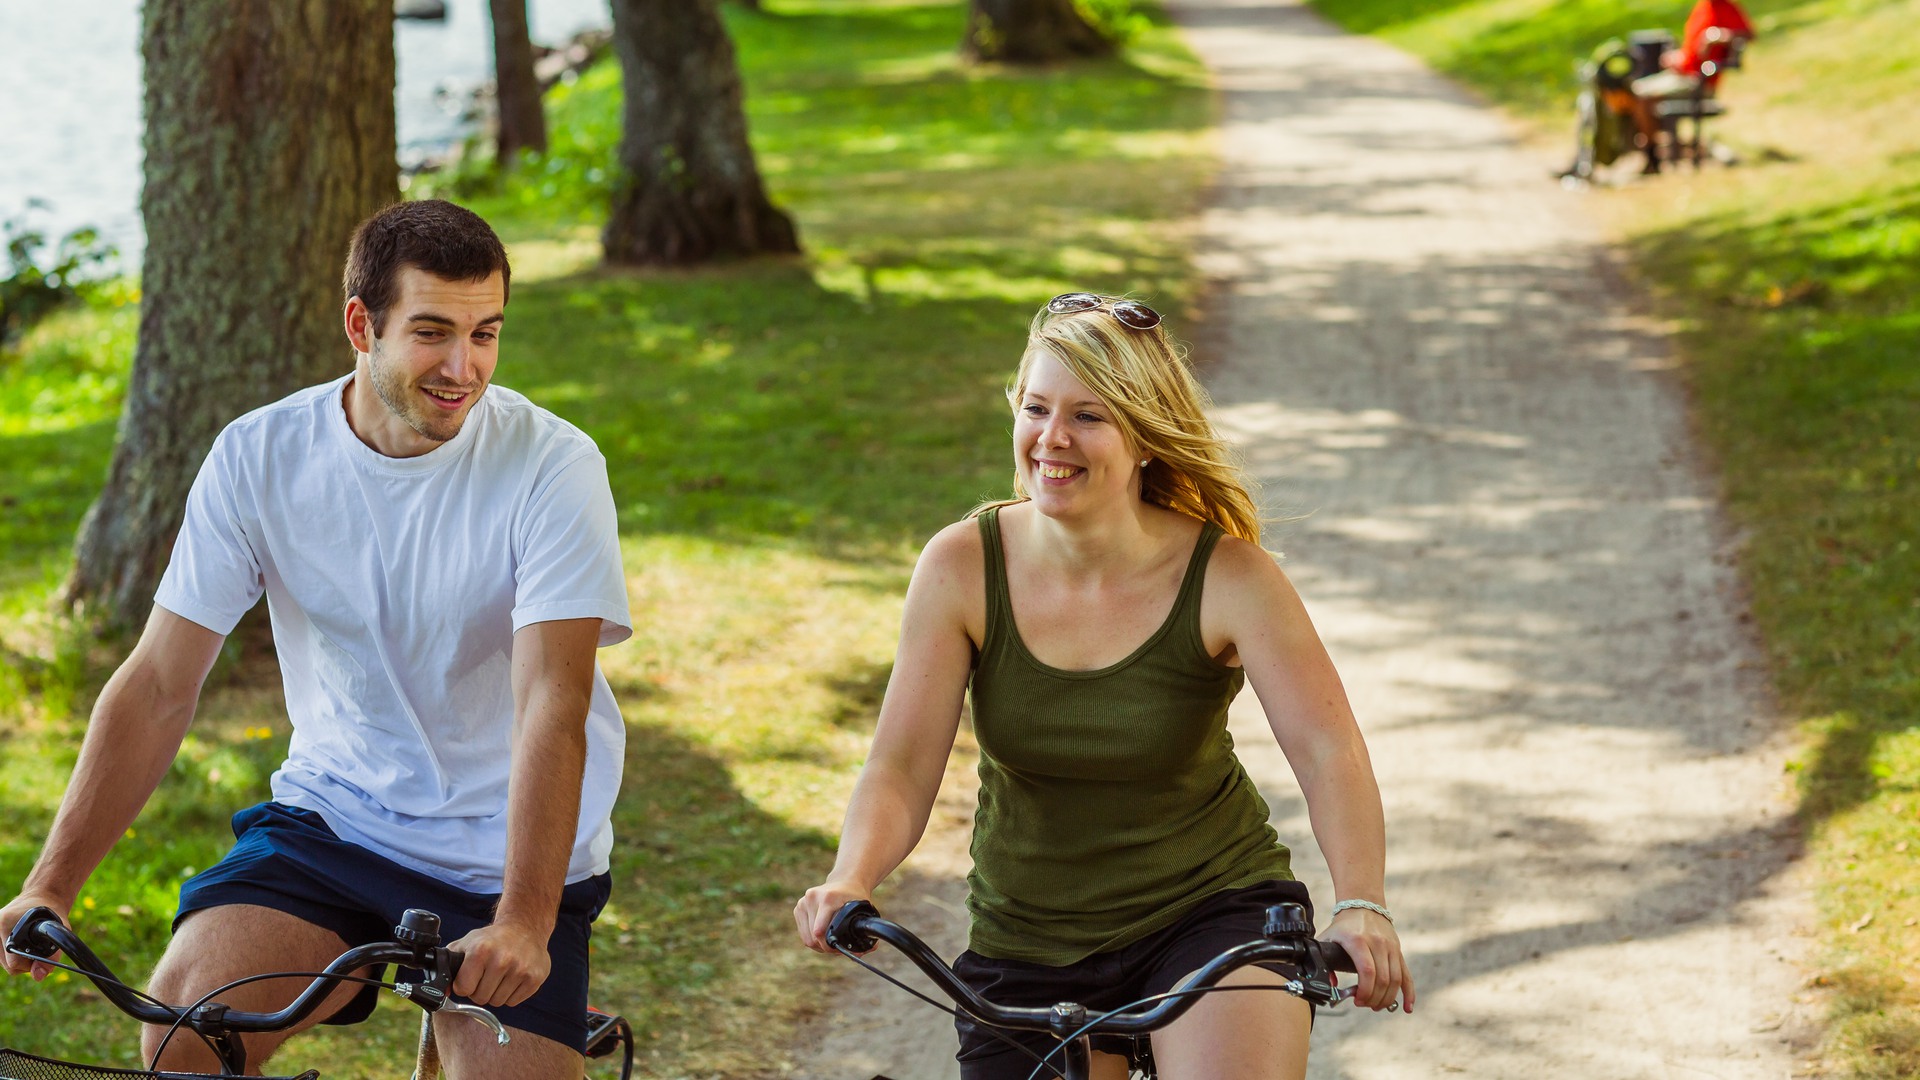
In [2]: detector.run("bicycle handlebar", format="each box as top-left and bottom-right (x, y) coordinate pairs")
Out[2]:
(825, 900), (1356, 1040)
(5, 905), (466, 1035)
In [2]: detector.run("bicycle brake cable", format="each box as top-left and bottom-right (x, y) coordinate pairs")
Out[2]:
(4, 942), (234, 1069)
(4, 944), (177, 1012)
(149, 968), (399, 1071)
(832, 943), (1066, 1080)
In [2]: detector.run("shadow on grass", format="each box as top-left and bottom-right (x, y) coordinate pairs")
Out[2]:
(477, 0), (1211, 239)
(1602, 109), (1920, 1075)
(823, 657), (893, 731)
(592, 716), (837, 1075)
(505, 249), (1185, 563)
(502, 262), (1009, 558)
(1629, 185), (1920, 827)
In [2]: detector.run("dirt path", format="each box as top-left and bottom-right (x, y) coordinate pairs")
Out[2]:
(1179, 2), (1813, 1076)
(789, 3), (1814, 1077)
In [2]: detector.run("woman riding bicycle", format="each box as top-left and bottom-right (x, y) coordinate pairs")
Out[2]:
(794, 294), (1413, 1080)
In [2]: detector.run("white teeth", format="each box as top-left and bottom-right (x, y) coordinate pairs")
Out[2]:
(1038, 464), (1080, 479)
(424, 388), (464, 401)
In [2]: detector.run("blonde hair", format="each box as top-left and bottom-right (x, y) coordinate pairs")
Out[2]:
(973, 297), (1263, 544)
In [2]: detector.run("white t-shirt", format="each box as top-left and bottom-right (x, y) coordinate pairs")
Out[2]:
(155, 375), (632, 892)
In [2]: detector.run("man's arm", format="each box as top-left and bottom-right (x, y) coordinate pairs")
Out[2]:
(0, 609), (224, 977)
(448, 616), (601, 1008)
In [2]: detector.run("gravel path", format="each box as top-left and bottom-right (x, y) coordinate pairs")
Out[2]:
(789, 3), (1814, 1077)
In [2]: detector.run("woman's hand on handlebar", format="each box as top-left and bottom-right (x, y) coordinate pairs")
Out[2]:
(794, 880), (872, 954)
(1322, 907), (1414, 1014)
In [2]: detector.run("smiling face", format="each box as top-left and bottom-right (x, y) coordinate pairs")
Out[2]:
(1014, 351), (1143, 519)
(344, 265), (505, 457)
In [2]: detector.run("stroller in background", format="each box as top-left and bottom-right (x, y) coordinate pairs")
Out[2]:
(1562, 31), (1673, 184)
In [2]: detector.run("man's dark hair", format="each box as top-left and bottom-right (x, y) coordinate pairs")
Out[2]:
(343, 200), (511, 335)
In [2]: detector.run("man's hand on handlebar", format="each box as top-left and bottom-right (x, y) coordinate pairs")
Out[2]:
(1321, 906), (1414, 1014)
(448, 920), (550, 1009)
(0, 893), (73, 981)
(794, 879), (873, 954)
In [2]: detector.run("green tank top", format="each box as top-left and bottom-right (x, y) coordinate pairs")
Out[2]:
(965, 506), (1295, 965)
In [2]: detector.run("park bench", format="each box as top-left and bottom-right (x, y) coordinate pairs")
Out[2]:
(1562, 23), (1749, 185)
(1653, 26), (1749, 168)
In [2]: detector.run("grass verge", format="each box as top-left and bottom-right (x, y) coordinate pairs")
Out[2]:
(1308, 1), (1920, 1075)
(0, 1), (1213, 1073)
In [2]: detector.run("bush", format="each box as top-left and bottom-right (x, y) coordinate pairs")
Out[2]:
(0, 207), (116, 349)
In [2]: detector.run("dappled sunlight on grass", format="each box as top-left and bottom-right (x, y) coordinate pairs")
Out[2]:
(0, 1), (1213, 1071)
(1626, 167), (1920, 1069)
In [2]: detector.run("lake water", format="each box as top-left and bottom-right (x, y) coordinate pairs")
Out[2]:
(0, 0), (612, 271)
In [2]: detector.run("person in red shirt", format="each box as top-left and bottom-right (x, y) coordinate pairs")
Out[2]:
(1619, 0), (1756, 172)
(1671, 0), (1756, 79)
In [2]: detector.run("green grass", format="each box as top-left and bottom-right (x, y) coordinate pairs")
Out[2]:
(0, 1), (1212, 1074)
(1314, 0), (1887, 121)
(1310, 0), (1920, 1075)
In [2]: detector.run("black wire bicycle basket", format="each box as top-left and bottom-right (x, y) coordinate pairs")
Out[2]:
(0, 1048), (316, 1080)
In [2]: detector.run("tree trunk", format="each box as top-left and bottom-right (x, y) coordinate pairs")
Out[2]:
(602, 0), (799, 266)
(964, 0), (1113, 63)
(67, 0), (397, 628)
(489, 0), (548, 163)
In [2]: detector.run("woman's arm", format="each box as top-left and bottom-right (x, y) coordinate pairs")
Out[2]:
(794, 522), (982, 952)
(1207, 538), (1415, 1013)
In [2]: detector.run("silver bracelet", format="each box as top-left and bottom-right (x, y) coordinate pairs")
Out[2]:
(1329, 899), (1394, 923)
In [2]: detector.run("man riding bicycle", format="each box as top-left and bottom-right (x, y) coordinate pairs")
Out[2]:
(0, 200), (632, 1080)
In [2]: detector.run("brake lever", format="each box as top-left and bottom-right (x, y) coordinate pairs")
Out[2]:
(1326, 984), (1400, 1012)
(389, 950), (510, 1046)
(1290, 940), (1347, 1009)
(1297, 947), (1400, 1011)
(438, 999), (511, 1046)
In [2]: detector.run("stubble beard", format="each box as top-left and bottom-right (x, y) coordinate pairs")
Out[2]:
(367, 335), (476, 445)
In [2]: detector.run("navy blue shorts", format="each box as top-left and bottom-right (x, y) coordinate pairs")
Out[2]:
(952, 880), (1313, 1080)
(176, 802), (611, 1052)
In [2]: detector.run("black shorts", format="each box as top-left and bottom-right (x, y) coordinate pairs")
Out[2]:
(952, 880), (1313, 1080)
(175, 802), (611, 1052)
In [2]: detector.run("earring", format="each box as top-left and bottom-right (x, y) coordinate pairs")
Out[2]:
(1139, 458), (1150, 467)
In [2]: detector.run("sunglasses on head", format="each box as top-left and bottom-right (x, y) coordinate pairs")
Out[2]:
(1046, 292), (1163, 330)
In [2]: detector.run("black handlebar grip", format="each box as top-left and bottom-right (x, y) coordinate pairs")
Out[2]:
(825, 899), (880, 953)
(1318, 940), (1356, 974)
(5, 907), (64, 960)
